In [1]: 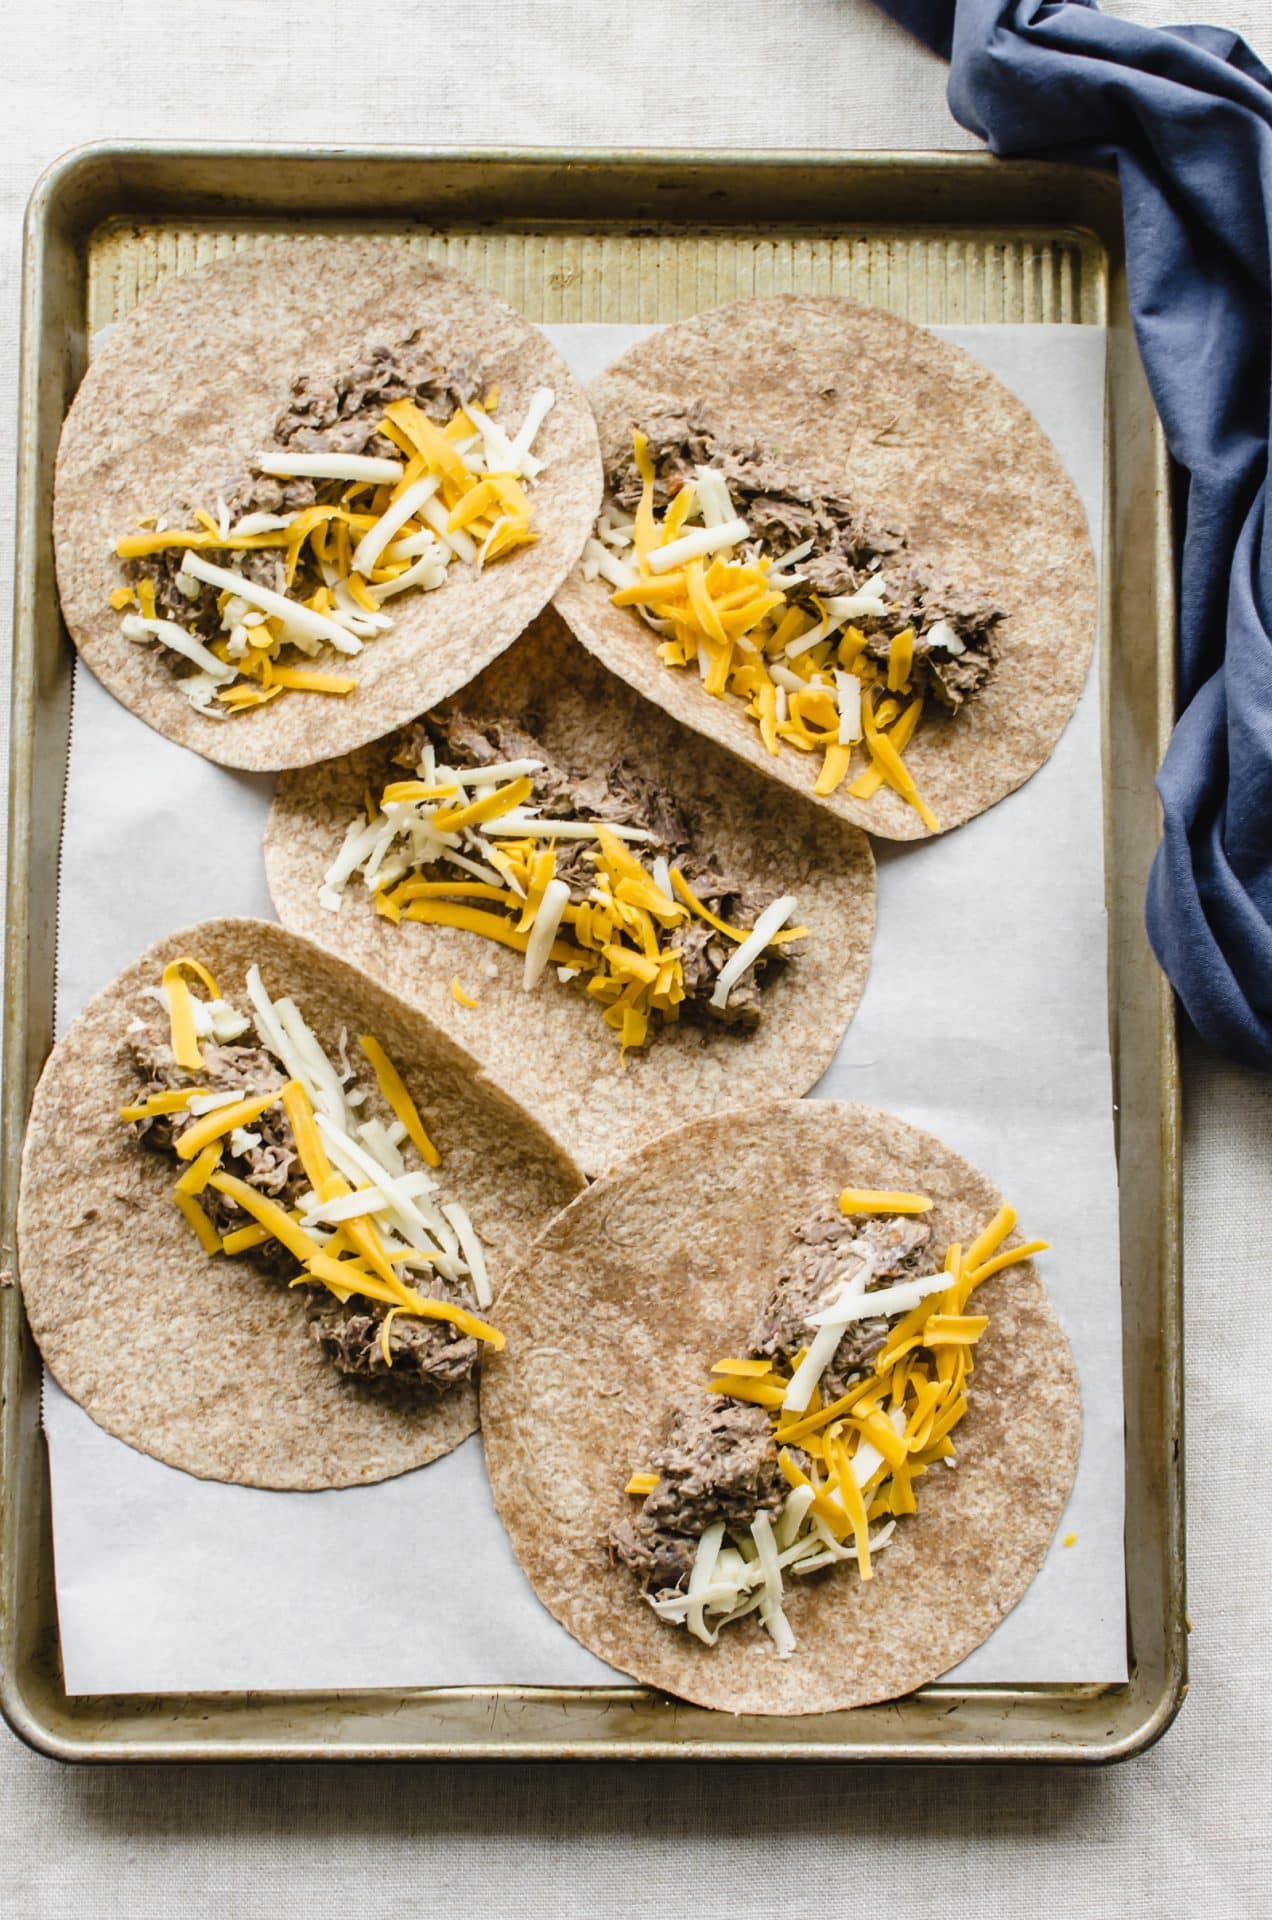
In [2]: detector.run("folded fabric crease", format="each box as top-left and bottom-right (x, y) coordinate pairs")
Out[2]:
(877, 0), (1272, 1065)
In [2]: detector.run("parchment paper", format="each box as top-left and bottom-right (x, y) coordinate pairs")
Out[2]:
(43, 321), (1125, 1694)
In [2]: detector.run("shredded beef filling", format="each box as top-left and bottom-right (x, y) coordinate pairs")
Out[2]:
(273, 341), (482, 459)
(748, 1206), (932, 1402)
(609, 1393), (787, 1597)
(611, 1207), (934, 1596)
(392, 707), (802, 1030)
(310, 1271), (479, 1392)
(129, 334), (488, 655)
(124, 1013), (479, 1395)
(607, 408), (1004, 712)
(128, 1020), (301, 1262)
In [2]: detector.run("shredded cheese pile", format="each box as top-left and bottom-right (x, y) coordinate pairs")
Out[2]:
(120, 955), (500, 1361)
(321, 743), (806, 1058)
(625, 1188), (1047, 1653)
(111, 385), (555, 715)
(581, 434), (943, 832)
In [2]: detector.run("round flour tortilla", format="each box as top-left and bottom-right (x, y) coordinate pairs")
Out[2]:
(54, 240), (602, 771)
(554, 295), (1096, 840)
(18, 918), (584, 1490)
(265, 609), (876, 1178)
(481, 1100), (1081, 1715)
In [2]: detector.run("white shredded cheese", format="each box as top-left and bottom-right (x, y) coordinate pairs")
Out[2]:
(380, 529), (443, 565)
(367, 544), (449, 602)
(834, 670), (863, 745)
(781, 1252), (874, 1413)
(805, 1271), (952, 1331)
(351, 475), (442, 577)
(490, 813), (653, 842)
(228, 512), (294, 538)
(926, 617), (965, 656)
(646, 517), (751, 574)
(178, 551), (363, 655)
(440, 1201), (492, 1308)
(709, 895), (799, 1010)
(684, 1521), (727, 1645)
(175, 672), (229, 715)
(692, 465), (737, 529)
(462, 399), (519, 475)
(505, 386), (555, 478)
(446, 759), (545, 787)
(121, 613), (234, 683)
(774, 1483), (815, 1550)
(750, 1512), (795, 1657)
(522, 878), (571, 990)
(185, 1090), (242, 1117)
(302, 1187), (393, 1225)
(255, 452), (404, 484)
(581, 536), (640, 590)
(764, 535), (815, 583)
(356, 1117), (409, 1182)
(206, 998), (251, 1043)
(824, 578), (890, 621)
(418, 493), (478, 564)
(475, 513), (513, 572)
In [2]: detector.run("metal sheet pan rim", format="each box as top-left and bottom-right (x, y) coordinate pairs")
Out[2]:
(29, 135), (1123, 182)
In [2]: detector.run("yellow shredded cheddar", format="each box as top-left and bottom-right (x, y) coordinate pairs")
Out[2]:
(112, 387), (541, 715)
(221, 1222), (272, 1255)
(174, 1090), (282, 1161)
(161, 957), (221, 1073)
(345, 756), (806, 1058)
(173, 1188), (223, 1255)
(120, 1087), (209, 1122)
(357, 1032), (441, 1168)
(379, 1308), (400, 1369)
(173, 1144), (223, 1196)
(596, 431), (956, 833)
(622, 1198), (1047, 1617)
(838, 1188), (933, 1216)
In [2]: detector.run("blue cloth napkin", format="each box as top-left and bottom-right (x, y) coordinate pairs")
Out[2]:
(876, 0), (1272, 1067)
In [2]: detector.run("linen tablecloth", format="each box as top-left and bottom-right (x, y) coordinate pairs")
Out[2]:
(0, 4), (1266, 1915)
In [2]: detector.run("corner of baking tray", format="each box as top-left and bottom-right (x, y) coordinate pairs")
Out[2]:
(23, 141), (131, 249)
(1092, 1663), (1189, 1768)
(0, 1668), (80, 1768)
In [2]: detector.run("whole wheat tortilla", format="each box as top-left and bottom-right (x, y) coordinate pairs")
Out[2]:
(554, 295), (1096, 840)
(481, 1099), (1080, 1715)
(54, 239), (602, 771)
(18, 918), (584, 1490)
(265, 609), (876, 1178)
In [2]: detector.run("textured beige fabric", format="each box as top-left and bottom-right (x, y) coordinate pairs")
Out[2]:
(1, 2), (1268, 1915)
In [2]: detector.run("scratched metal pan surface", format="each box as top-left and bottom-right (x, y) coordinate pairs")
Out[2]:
(0, 144), (1183, 1764)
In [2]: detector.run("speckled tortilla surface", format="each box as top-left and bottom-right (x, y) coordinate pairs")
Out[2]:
(481, 1100), (1081, 1715)
(18, 918), (584, 1489)
(54, 240), (602, 771)
(265, 610), (876, 1177)
(554, 295), (1096, 840)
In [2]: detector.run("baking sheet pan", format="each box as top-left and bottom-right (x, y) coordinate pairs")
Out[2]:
(0, 145), (1183, 1762)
